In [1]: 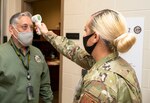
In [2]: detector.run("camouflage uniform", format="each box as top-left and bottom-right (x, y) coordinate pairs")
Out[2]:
(44, 32), (142, 103)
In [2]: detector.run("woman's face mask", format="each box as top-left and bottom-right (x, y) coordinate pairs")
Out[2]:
(13, 26), (33, 47)
(83, 33), (98, 54)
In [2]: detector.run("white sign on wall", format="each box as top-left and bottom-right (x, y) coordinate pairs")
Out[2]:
(120, 17), (144, 86)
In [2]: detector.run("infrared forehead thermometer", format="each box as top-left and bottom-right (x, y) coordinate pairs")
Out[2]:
(32, 14), (42, 35)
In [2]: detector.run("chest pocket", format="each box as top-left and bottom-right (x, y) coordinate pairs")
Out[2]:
(0, 67), (16, 85)
(29, 55), (45, 79)
(0, 58), (22, 85)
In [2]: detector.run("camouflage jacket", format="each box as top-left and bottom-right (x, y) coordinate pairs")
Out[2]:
(44, 32), (142, 103)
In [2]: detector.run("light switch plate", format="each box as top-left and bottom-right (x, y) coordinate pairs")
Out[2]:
(66, 33), (79, 40)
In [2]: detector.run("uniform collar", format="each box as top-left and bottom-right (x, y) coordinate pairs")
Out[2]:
(9, 37), (30, 56)
(94, 51), (118, 68)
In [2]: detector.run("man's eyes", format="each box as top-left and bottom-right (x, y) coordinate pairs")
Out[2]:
(21, 25), (33, 30)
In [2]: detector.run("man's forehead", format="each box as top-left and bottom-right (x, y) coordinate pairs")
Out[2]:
(17, 16), (33, 25)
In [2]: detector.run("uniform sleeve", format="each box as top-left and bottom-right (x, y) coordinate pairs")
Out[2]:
(40, 59), (53, 103)
(43, 31), (95, 70)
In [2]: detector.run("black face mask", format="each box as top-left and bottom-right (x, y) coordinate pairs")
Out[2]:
(83, 33), (98, 54)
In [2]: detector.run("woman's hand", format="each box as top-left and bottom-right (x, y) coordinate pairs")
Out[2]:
(35, 23), (48, 36)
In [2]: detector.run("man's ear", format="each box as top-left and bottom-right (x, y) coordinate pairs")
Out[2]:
(9, 25), (14, 35)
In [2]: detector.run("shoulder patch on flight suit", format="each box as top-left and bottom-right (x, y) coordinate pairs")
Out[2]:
(80, 80), (114, 103)
(80, 91), (99, 103)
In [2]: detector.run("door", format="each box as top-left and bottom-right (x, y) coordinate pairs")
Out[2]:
(22, 0), (61, 103)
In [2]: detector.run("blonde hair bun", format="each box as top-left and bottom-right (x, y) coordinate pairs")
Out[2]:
(113, 33), (136, 53)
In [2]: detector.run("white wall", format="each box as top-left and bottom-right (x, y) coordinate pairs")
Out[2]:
(62, 0), (150, 103)
(3, 0), (21, 39)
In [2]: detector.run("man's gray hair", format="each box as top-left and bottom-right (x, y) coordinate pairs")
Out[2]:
(9, 11), (32, 25)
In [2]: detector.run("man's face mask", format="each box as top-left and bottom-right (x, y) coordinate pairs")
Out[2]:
(83, 33), (98, 54)
(12, 25), (33, 47)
